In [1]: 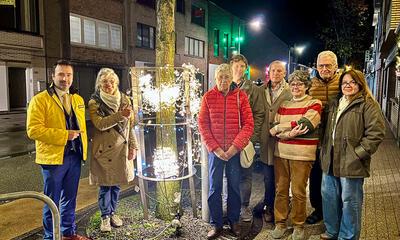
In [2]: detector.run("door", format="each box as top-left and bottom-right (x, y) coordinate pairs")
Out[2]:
(8, 67), (27, 110)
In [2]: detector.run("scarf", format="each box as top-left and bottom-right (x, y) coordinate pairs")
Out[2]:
(100, 89), (121, 112)
(91, 90), (128, 140)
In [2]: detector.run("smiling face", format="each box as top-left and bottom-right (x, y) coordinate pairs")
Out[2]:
(100, 75), (118, 94)
(289, 80), (307, 98)
(52, 65), (73, 91)
(341, 73), (360, 97)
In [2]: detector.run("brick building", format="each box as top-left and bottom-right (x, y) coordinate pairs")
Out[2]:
(0, 0), (45, 112)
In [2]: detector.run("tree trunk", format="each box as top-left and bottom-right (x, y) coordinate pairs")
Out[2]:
(155, 0), (180, 221)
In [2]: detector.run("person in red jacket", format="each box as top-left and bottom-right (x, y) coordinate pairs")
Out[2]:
(199, 63), (254, 239)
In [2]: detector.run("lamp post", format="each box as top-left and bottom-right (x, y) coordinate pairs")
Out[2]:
(237, 18), (262, 54)
(287, 44), (306, 74)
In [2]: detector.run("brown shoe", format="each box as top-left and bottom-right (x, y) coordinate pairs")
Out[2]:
(320, 232), (337, 240)
(62, 234), (92, 240)
(207, 227), (223, 239)
(230, 223), (240, 237)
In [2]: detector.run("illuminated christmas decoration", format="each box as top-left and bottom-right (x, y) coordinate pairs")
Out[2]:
(153, 147), (180, 178)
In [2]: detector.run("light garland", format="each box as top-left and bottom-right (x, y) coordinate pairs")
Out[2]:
(153, 147), (180, 179)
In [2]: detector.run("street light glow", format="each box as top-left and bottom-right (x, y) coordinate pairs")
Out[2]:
(295, 46), (306, 55)
(249, 19), (262, 31)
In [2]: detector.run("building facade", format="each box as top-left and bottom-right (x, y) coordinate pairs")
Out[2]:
(0, 0), (45, 112)
(368, 0), (400, 144)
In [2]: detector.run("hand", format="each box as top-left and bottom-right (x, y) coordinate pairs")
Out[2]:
(213, 147), (228, 161)
(121, 106), (132, 118)
(128, 148), (136, 160)
(269, 127), (277, 136)
(68, 130), (82, 140)
(288, 124), (309, 138)
(225, 145), (239, 159)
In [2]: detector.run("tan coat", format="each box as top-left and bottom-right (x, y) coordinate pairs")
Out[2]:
(258, 81), (292, 165)
(89, 93), (138, 186)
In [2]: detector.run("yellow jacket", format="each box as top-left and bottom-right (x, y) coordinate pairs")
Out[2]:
(27, 87), (88, 165)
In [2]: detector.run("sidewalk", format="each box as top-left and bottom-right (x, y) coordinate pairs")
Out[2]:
(0, 112), (35, 158)
(254, 126), (400, 240)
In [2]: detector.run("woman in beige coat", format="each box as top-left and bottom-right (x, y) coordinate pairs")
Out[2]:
(89, 68), (138, 232)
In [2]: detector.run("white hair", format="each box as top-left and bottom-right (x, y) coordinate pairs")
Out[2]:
(95, 68), (120, 91)
(317, 50), (338, 66)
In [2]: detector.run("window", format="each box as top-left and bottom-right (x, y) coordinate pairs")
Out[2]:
(176, 0), (185, 14)
(191, 5), (205, 27)
(185, 36), (204, 58)
(97, 23), (109, 48)
(137, 23), (155, 49)
(69, 14), (123, 50)
(110, 26), (122, 49)
(83, 19), (96, 45)
(137, 0), (155, 9)
(223, 33), (229, 59)
(213, 29), (219, 57)
(0, 0), (40, 34)
(70, 15), (81, 43)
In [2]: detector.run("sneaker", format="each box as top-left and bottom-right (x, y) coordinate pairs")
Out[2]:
(240, 206), (253, 222)
(271, 226), (287, 239)
(100, 216), (111, 232)
(262, 205), (274, 223)
(207, 227), (223, 240)
(291, 227), (305, 240)
(110, 214), (123, 227)
(320, 232), (337, 239)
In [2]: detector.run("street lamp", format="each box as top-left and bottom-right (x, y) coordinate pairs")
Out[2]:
(237, 18), (263, 54)
(287, 44), (306, 74)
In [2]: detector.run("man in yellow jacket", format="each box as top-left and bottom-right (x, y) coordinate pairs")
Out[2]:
(27, 60), (89, 240)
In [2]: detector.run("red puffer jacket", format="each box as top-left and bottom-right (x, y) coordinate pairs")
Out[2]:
(198, 86), (254, 152)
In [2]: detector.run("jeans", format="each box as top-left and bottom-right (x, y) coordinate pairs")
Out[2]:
(41, 153), (82, 239)
(321, 173), (364, 240)
(259, 162), (275, 209)
(208, 152), (241, 228)
(98, 185), (121, 218)
(274, 157), (313, 227)
(309, 150), (323, 215)
(240, 162), (253, 207)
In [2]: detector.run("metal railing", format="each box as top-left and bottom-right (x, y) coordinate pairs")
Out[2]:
(0, 191), (60, 240)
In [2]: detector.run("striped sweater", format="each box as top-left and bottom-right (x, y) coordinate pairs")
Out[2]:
(271, 95), (322, 161)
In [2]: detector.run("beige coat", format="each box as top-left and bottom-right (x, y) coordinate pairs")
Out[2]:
(258, 81), (292, 165)
(89, 93), (138, 186)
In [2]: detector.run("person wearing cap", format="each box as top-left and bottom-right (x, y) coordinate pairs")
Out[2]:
(269, 70), (322, 240)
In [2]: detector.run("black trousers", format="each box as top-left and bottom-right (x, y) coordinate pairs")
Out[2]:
(309, 150), (323, 215)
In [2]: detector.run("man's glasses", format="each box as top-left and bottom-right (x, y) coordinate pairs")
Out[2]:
(317, 64), (334, 69)
(289, 82), (305, 87)
(341, 80), (358, 87)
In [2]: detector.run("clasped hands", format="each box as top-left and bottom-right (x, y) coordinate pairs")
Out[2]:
(269, 123), (309, 138)
(213, 145), (239, 161)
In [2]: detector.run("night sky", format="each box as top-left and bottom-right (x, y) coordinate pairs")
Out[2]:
(211, 0), (373, 66)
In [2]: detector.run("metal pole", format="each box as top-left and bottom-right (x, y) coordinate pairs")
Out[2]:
(238, 24), (241, 54)
(0, 191), (61, 240)
(201, 145), (209, 222)
(288, 47), (291, 75)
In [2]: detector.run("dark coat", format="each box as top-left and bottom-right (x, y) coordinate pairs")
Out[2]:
(320, 95), (385, 178)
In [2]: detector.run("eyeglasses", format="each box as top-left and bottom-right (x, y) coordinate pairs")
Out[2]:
(101, 79), (115, 85)
(289, 82), (305, 87)
(317, 64), (334, 69)
(341, 80), (358, 87)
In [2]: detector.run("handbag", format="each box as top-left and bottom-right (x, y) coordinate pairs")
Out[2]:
(237, 92), (255, 168)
